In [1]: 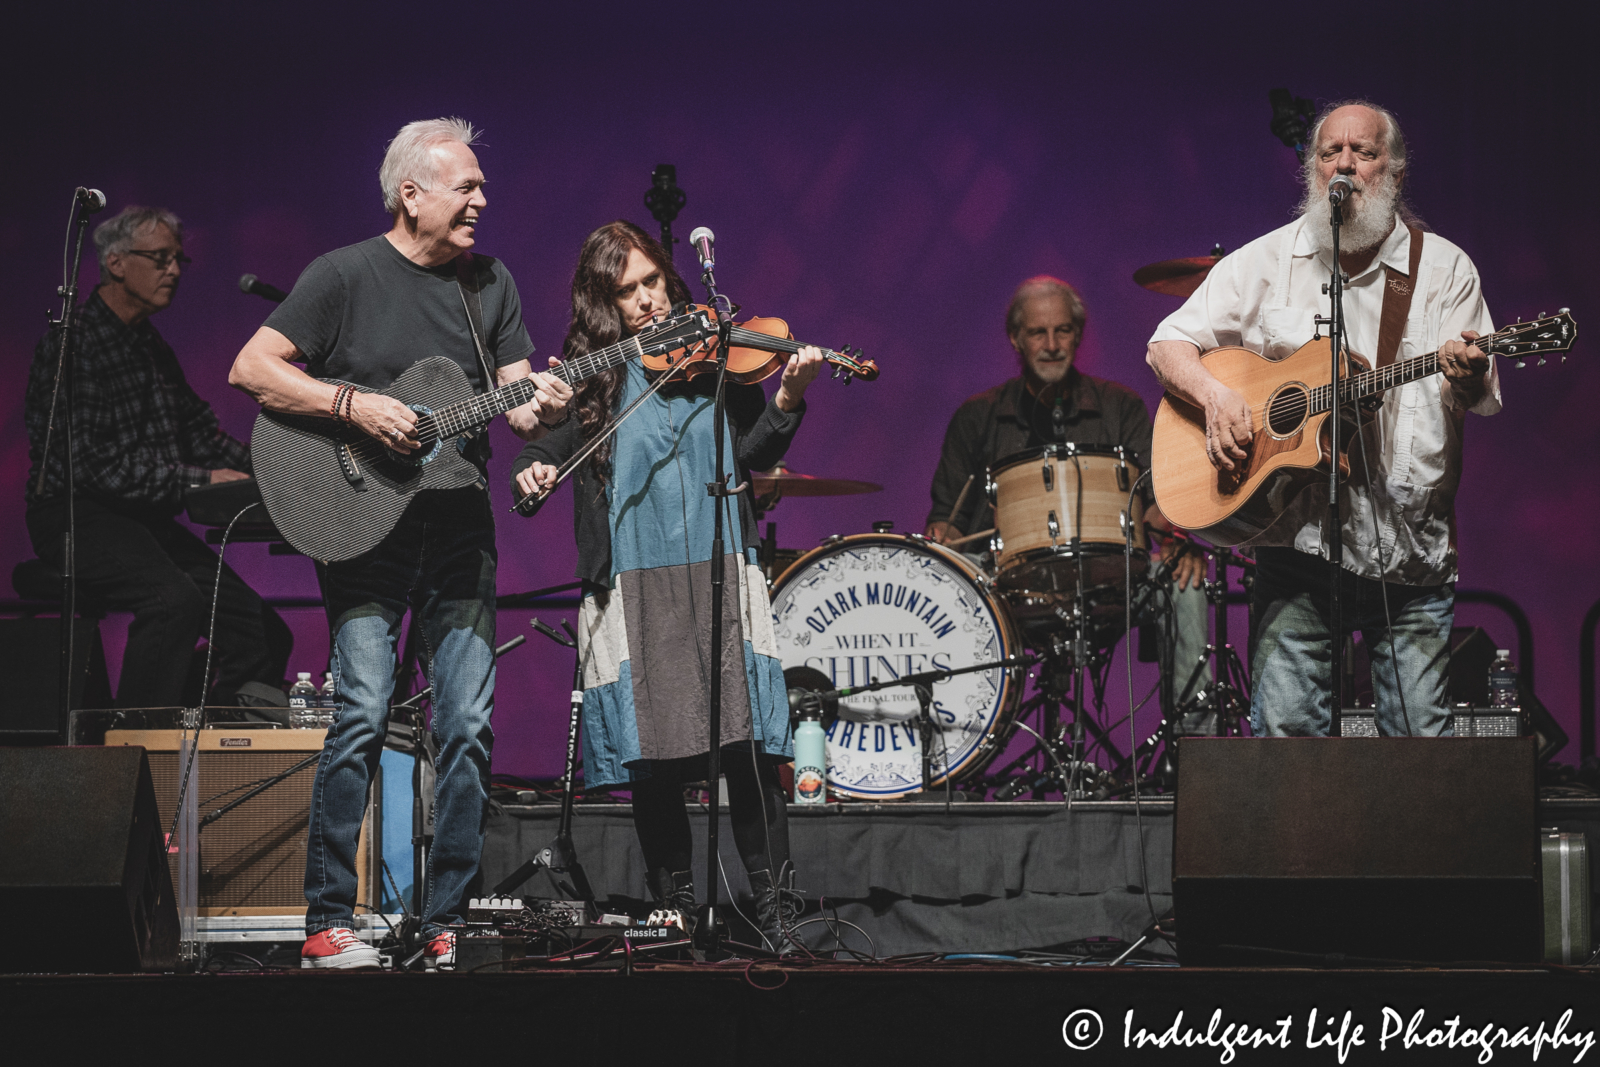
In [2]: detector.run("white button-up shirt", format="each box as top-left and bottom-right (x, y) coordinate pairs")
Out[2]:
(1150, 213), (1500, 586)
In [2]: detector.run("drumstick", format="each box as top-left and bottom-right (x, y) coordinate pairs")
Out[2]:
(945, 475), (976, 530)
(947, 527), (995, 548)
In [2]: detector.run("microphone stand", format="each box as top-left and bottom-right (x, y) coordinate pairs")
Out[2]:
(1318, 189), (1349, 730)
(39, 195), (95, 741)
(697, 254), (739, 955)
(490, 620), (596, 908)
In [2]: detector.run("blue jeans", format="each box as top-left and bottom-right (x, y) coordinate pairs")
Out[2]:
(304, 487), (498, 935)
(1250, 547), (1453, 737)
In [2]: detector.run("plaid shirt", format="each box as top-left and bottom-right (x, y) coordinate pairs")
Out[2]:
(25, 290), (249, 510)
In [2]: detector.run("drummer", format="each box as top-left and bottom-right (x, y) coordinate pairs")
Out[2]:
(925, 275), (1210, 706)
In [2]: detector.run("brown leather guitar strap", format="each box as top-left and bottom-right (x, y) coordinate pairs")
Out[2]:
(1375, 226), (1424, 367)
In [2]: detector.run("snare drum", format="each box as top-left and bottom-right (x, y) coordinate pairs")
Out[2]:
(768, 534), (1022, 800)
(988, 443), (1147, 600)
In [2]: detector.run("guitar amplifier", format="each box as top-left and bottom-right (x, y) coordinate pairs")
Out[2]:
(1338, 704), (1522, 738)
(103, 727), (376, 915)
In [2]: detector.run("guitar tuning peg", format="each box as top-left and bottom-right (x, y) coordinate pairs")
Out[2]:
(1515, 359), (1527, 368)
(1537, 311), (1546, 319)
(1559, 307), (1570, 314)
(1537, 357), (1547, 366)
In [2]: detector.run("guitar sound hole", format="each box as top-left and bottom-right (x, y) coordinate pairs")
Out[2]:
(1266, 385), (1309, 436)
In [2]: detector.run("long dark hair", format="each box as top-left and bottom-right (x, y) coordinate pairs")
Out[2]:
(564, 220), (693, 481)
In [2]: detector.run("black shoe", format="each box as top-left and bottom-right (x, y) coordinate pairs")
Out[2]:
(747, 862), (803, 956)
(647, 867), (696, 936)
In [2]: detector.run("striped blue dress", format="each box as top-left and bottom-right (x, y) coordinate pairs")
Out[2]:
(576, 362), (792, 788)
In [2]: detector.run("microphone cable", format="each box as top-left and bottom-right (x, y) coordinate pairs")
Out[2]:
(1353, 412), (1415, 736)
(1124, 469), (1160, 930)
(165, 502), (265, 851)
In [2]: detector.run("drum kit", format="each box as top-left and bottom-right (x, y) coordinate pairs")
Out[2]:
(763, 244), (1255, 802)
(762, 444), (1249, 803)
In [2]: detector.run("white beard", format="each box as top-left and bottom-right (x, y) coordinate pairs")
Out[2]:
(1299, 167), (1401, 256)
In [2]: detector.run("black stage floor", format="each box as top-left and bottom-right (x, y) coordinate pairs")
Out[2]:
(8, 964), (1600, 1062)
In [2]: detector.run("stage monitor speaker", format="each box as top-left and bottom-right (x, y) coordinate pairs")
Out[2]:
(104, 726), (375, 914)
(0, 746), (178, 972)
(1174, 737), (1540, 965)
(0, 618), (112, 744)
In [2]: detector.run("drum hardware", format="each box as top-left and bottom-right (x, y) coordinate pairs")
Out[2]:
(1127, 543), (1256, 790)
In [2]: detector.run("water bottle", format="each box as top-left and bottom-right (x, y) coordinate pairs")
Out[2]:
(288, 672), (318, 729)
(317, 672), (337, 729)
(793, 709), (827, 805)
(1489, 650), (1518, 709)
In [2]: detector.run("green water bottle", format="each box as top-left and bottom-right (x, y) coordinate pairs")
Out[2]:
(793, 709), (826, 805)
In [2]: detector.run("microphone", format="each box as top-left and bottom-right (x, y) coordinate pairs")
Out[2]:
(239, 273), (288, 303)
(688, 226), (715, 272)
(1327, 174), (1355, 206)
(75, 187), (107, 214)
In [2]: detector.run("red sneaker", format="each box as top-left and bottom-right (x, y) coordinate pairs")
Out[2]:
(424, 930), (456, 972)
(301, 927), (381, 970)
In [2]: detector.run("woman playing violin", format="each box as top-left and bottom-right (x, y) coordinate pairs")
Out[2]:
(512, 220), (822, 952)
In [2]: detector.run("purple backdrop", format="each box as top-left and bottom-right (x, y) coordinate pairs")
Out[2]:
(4, 3), (1595, 772)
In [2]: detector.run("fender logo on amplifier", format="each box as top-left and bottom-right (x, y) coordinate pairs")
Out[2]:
(218, 737), (252, 747)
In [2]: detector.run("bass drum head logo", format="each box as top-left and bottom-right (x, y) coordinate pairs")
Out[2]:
(770, 536), (1017, 799)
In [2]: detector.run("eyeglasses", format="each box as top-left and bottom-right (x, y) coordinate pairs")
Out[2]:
(124, 249), (192, 271)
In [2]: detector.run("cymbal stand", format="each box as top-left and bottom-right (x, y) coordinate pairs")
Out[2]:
(1139, 547), (1255, 788)
(990, 640), (1121, 801)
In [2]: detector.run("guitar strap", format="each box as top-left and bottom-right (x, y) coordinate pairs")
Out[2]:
(454, 252), (499, 392)
(1375, 226), (1424, 367)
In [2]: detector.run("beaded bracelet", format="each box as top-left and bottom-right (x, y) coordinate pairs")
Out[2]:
(330, 384), (349, 421)
(340, 386), (356, 423)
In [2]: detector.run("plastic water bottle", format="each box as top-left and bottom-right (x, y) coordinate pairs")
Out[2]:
(1489, 650), (1518, 709)
(317, 672), (337, 728)
(288, 672), (318, 729)
(793, 709), (827, 805)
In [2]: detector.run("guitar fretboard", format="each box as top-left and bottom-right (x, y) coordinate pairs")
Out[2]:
(1307, 351), (1444, 415)
(418, 335), (645, 440)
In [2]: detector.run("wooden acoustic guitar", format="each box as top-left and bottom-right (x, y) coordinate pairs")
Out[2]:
(1150, 311), (1578, 546)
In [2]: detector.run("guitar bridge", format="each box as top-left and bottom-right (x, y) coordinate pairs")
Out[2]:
(338, 443), (366, 490)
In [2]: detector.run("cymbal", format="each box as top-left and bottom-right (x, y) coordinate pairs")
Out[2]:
(752, 463), (882, 497)
(1133, 250), (1224, 298)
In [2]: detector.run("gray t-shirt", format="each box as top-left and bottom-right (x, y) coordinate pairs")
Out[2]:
(265, 234), (534, 391)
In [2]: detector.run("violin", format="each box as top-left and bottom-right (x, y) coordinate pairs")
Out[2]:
(642, 304), (879, 385)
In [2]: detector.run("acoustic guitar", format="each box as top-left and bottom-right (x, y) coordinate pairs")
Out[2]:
(1150, 311), (1578, 545)
(251, 307), (878, 561)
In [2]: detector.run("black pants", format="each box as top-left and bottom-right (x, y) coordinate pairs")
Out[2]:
(631, 742), (791, 882)
(27, 497), (292, 707)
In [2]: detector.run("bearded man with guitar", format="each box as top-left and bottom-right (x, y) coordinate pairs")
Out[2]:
(1146, 101), (1501, 738)
(229, 117), (571, 969)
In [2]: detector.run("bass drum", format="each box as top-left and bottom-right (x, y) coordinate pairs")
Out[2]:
(769, 534), (1023, 800)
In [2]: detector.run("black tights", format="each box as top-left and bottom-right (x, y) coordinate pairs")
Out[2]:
(631, 744), (790, 881)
